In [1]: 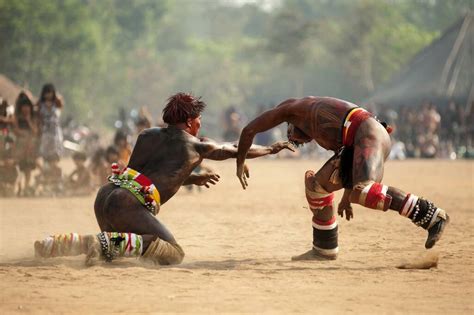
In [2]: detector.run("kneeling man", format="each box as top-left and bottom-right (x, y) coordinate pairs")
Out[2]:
(35, 93), (292, 265)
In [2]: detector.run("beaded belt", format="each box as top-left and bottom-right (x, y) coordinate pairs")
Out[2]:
(108, 164), (161, 215)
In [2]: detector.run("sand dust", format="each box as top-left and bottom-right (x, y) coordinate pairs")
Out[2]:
(0, 159), (473, 314)
(397, 251), (439, 269)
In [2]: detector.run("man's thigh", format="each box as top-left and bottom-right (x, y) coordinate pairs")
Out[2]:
(351, 135), (386, 184)
(102, 189), (177, 243)
(351, 119), (391, 184)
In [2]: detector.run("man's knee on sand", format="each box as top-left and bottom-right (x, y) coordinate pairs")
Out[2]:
(143, 238), (185, 265)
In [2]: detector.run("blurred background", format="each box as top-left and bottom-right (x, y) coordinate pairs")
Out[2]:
(0, 0), (473, 197)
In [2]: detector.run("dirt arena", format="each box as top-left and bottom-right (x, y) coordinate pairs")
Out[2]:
(0, 159), (473, 314)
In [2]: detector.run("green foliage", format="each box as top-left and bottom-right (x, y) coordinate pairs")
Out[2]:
(0, 0), (470, 129)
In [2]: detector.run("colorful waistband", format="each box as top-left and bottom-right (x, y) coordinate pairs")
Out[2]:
(342, 107), (372, 147)
(108, 164), (161, 215)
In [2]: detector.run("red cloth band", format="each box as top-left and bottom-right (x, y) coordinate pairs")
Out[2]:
(364, 183), (385, 209)
(313, 215), (337, 226)
(343, 108), (372, 147)
(307, 193), (335, 208)
(134, 173), (153, 187)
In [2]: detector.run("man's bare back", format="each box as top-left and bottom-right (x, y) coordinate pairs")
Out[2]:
(272, 96), (356, 151)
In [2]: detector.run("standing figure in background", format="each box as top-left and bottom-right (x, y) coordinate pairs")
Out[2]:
(222, 106), (243, 142)
(37, 83), (64, 168)
(13, 92), (39, 196)
(417, 102), (441, 158)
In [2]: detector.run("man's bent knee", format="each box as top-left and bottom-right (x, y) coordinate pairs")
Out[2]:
(350, 180), (392, 211)
(305, 170), (335, 212)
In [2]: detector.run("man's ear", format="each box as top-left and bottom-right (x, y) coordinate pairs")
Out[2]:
(186, 118), (192, 128)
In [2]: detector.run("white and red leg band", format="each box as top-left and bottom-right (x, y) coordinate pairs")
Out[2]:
(306, 190), (335, 211)
(399, 194), (419, 217)
(358, 182), (392, 211)
(312, 215), (338, 230)
(37, 233), (87, 257)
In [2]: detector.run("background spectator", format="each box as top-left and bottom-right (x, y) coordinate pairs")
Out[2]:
(37, 83), (64, 166)
(13, 92), (38, 196)
(65, 151), (91, 195)
(113, 130), (132, 168)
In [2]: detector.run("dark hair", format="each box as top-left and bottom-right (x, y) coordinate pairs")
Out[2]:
(113, 130), (128, 145)
(162, 92), (206, 125)
(72, 151), (87, 162)
(105, 145), (119, 157)
(15, 92), (34, 117)
(39, 83), (57, 102)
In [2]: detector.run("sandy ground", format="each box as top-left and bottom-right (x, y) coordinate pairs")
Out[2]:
(0, 159), (473, 314)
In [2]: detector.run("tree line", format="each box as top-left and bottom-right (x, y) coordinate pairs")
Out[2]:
(0, 0), (471, 128)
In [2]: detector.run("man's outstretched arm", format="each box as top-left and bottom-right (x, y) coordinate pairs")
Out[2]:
(196, 140), (293, 161)
(236, 99), (295, 189)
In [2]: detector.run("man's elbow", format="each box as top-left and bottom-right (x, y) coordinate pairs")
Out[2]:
(240, 126), (256, 140)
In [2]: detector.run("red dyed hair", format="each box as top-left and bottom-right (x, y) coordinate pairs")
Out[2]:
(162, 92), (206, 125)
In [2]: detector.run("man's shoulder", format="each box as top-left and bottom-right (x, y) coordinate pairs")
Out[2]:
(138, 127), (171, 139)
(141, 127), (162, 135)
(141, 126), (201, 143)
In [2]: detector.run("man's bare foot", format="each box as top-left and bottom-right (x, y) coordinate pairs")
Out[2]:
(291, 248), (337, 261)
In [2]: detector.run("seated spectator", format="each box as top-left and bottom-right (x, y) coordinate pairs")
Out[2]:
(36, 153), (63, 196)
(0, 136), (18, 197)
(105, 145), (120, 168)
(89, 148), (109, 187)
(65, 151), (92, 195)
(113, 130), (132, 168)
(89, 145), (121, 186)
(0, 98), (14, 131)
